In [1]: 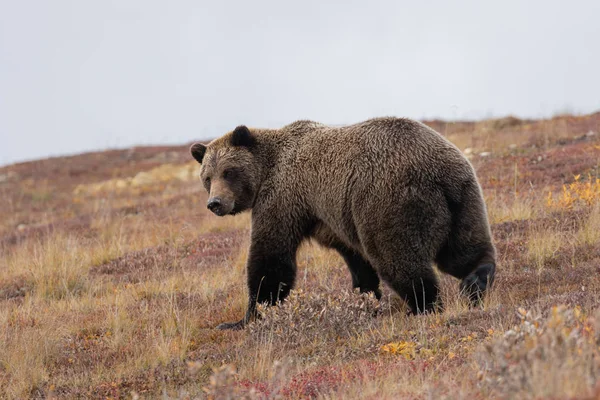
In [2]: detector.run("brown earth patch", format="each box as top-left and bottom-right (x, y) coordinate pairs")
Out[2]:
(91, 231), (244, 283)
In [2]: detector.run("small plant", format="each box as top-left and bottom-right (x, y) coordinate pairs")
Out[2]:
(577, 203), (600, 246)
(526, 228), (562, 270)
(202, 364), (242, 400)
(380, 341), (417, 360)
(479, 306), (600, 399)
(547, 174), (600, 210)
(248, 289), (383, 350)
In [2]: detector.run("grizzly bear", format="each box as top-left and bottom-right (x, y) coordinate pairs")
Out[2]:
(190, 118), (496, 330)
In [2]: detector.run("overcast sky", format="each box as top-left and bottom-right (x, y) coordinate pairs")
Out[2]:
(1, 0), (599, 166)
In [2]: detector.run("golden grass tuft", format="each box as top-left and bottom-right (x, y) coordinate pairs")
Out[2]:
(577, 203), (600, 246)
(486, 193), (538, 224)
(526, 227), (563, 270)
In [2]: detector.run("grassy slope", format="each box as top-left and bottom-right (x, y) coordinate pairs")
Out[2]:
(1, 113), (600, 399)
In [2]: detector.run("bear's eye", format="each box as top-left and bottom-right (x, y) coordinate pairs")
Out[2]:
(204, 177), (211, 187)
(222, 169), (234, 180)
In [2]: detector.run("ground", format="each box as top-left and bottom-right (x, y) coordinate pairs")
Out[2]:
(1, 113), (600, 399)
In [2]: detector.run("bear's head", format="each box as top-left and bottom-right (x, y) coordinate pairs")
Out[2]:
(190, 125), (261, 216)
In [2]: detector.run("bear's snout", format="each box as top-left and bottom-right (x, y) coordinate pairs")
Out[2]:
(207, 196), (234, 216)
(207, 197), (224, 215)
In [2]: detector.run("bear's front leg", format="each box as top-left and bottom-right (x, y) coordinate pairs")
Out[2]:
(216, 240), (298, 330)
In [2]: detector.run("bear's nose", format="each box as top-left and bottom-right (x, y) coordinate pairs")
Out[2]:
(207, 197), (222, 212)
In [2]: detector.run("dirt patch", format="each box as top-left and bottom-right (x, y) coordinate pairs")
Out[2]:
(91, 231), (245, 283)
(49, 359), (191, 400)
(0, 275), (32, 301)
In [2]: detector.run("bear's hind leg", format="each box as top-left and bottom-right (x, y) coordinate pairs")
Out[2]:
(311, 223), (381, 299)
(356, 193), (448, 315)
(437, 179), (497, 307)
(335, 246), (382, 299)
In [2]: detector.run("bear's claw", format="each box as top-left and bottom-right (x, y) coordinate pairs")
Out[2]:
(216, 320), (246, 330)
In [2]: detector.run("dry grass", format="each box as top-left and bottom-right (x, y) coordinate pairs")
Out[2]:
(479, 306), (600, 399)
(526, 227), (564, 271)
(577, 203), (600, 246)
(486, 193), (539, 224)
(0, 112), (599, 398)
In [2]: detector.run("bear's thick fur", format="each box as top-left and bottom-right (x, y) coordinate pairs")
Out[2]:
(190, 118), (496, 330)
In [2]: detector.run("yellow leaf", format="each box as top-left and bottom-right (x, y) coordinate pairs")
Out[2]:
(380, 341), (417, 360)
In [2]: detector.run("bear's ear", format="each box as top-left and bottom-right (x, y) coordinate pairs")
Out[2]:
(230, 125), (256, 148)
(190, 143), (207, 164)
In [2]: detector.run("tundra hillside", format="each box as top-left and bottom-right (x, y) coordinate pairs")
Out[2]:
(1, 113), (600, 399)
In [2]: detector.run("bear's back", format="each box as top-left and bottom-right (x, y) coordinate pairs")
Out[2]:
(283, 117), (466, 176)
(275, 117), (472, 211)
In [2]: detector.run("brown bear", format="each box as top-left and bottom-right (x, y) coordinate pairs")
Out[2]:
(190, 118), (496, 330)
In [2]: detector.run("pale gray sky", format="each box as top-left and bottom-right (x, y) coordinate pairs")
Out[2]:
(1, 0), (599, 166)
